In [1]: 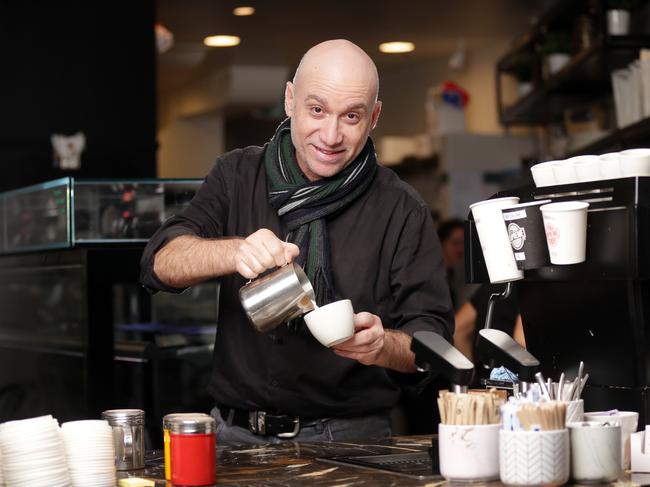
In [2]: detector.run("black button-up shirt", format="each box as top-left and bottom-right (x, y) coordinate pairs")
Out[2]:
(140, 145), (454, 418)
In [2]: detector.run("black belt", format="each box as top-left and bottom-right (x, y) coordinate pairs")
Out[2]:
(218, 405), (328, 438)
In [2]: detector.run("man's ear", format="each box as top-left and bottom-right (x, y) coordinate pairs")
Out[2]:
(370, 100), (382, 130)
(284, 81), (295, 118)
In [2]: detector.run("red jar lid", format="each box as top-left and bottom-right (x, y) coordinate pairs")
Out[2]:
(168, 414), (215, 434)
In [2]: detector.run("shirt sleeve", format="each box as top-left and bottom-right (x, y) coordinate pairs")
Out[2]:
(386, 205), (456, 389)
(139, 153), (234, 294)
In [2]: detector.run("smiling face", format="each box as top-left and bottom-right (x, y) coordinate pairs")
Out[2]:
(284, 40), (382, 181)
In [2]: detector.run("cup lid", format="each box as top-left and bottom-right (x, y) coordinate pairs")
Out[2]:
(101, 409), (145, 426)
(167, 414), (216, 434)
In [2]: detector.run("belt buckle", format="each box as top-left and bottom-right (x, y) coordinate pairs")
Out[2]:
(248, 410), (266, 435)
(248, 411), (300, 438)
(276, 417), (300, 439)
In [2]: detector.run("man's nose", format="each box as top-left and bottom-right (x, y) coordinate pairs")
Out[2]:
(320, 116), (343, 146)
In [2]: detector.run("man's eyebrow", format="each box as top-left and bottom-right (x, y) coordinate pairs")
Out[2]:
(304, 95), (367, 112)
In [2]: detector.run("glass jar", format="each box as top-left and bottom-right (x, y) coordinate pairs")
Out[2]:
(168, 414), (216, 486)
(101, 409), (145, 470)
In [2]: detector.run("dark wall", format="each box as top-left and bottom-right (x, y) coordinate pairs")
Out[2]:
(0, 1), (157, 192)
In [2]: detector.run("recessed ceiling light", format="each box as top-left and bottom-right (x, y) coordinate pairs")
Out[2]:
(379, 41), (415, 54)
(204, 35), (241, 47)
(233, 6), (255, 16)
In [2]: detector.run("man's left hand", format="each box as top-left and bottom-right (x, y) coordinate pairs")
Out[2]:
(332, 312), (385, 366)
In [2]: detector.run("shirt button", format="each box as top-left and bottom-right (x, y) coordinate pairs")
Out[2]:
(270, 379), (278, 387)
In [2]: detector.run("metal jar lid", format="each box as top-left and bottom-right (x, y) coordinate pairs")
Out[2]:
(101, 409), (145, 426)
(167, 414), (216, 434)
(163, 412), (210, 430)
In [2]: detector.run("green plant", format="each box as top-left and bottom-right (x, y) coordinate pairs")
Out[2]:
(540, 32), (572, 55)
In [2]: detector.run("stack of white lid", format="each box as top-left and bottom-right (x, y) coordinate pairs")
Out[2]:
(0, 415), (71, 487)
(61, 420), (116, 487)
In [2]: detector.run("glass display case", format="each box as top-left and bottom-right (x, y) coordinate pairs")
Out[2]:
(2, 178), (201, 254)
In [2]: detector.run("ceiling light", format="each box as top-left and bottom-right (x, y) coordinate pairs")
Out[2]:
(233, 6), (255, 16)
(379, 41), (415, 54)
(204, 35), (241, 47)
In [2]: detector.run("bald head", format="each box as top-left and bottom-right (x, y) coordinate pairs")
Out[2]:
(293, 39), (379, 101)
(284, 39), (382, 181)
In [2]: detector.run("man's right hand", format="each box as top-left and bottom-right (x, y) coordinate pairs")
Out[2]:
(233, 228), (300, 279)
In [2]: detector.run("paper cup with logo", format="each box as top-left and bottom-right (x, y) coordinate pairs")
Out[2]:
(531, 161), (558, 187)
(568, 421), (621, 483)
(620, 148), (650, 177)
(584, 410), (639, 470)
(599, 152), (622, 180)
(439, 423), (500, 482)
(569, 155), (602, 182)
(470, 197), (524, 283)
(502, 200), (552, 270)
(540, 201), (589, 265)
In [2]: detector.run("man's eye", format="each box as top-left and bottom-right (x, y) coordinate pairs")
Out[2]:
(311, 107), (323, 114)
(346, 113), (359, 121)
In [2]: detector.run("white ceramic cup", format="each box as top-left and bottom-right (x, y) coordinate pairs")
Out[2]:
(552, 159), (580, 184)
(620, 148), (650, 177)
(303, 299), (354, 347)
(547, 53), (571, 75)
(568, 421), (622, 483)
(599, 152), (622, 180)
(500, 429), (570, 486)
(531, 160), (558, 187)
(439, 423), (500, 482)
(584, 410), (639, 470)
(540, 201), (590, 265)
(569, 155), (602, 182)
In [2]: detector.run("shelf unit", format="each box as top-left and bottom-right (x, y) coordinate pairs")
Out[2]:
(496, 0), (650, 137)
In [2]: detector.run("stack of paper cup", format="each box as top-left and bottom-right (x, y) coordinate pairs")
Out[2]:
(61, 420), (116, 487)
(0, 415), (71, 487)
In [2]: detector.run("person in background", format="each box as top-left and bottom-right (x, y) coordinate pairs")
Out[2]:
(453, 283), (525, 363)
(140, 39), (454, 445)
(437, 218), (465, 309)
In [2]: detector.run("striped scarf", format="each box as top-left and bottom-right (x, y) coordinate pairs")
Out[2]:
(264, 118), (377, 305)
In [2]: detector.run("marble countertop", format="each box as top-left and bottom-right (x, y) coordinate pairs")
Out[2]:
(122, 436), (445, 486)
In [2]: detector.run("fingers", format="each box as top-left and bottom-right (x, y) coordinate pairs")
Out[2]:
(234, 229), (301, 279)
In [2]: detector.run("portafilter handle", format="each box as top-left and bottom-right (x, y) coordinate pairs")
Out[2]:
(410, 331), (474, 387)
(477, 328), (540, 383)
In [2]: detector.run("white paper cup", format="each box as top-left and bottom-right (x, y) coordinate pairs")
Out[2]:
(552, 159), (579, 185)
(439, 423), (500, 482)
(620, 148), (650, 177)
(584, 410), (639, 470)
(569, 155), (602, 182)
(568, 421), (621, 483)
(304, 299), (354, 347)
(500, 429), (570, 486)
(541, 201), (589, 265)
(470, 197), (524, 283)
(599, 152), (622, 180)
(531, 161), (558, 187)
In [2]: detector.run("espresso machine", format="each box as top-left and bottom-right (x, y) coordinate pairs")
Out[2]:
(466, 177), (650, 424)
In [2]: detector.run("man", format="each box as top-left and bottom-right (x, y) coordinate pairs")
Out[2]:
(141, 39), (453, 444)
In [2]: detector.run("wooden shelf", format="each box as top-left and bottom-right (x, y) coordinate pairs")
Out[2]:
(567, 116), (650, 157)
(499, 37), (650, 125)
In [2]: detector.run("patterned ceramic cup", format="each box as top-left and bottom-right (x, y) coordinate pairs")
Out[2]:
(500, 429), (570, 486)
